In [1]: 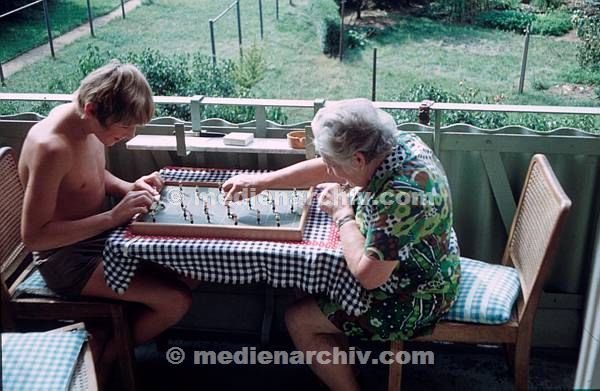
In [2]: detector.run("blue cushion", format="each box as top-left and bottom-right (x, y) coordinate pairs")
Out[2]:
(2, 330), (87, 391)
(443, 257), (521, 324)
(14, 270), (60, 298)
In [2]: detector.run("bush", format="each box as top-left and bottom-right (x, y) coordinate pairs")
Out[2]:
(78, 44), (115, 76)
(531, 10), (573, 35)
(234, 42), (267, 91)
(531, 0), (564, 11)
(475, 10), (536, 33)
(390, 82), (598, 131)
(347, 28), (368, 49)
(319, 17), (369, 57)
(390, 83), (509, 129)
(74, 45), (286, 123)
(320, 17), (344, 57)
(574, 8), (600, 71)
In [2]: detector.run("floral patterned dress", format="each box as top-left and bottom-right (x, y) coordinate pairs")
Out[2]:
(318, 132), (461, 341)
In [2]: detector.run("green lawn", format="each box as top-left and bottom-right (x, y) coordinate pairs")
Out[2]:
(1, 0), (124, 62)
(1, 0), (598, 129)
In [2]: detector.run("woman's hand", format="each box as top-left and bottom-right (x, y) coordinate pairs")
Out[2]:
(132, 171), (164, 196)
(222, 174), (269, 203)
(317, 183), (353, 220)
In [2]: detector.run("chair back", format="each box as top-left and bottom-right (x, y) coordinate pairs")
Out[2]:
(501, 154), (571, 323)
(0, 147), (27, 284)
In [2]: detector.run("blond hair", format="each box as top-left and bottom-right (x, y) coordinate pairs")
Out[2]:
(75, 60), (154, 127)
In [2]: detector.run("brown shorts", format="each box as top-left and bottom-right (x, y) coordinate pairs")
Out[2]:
(34, 232), (109, 296)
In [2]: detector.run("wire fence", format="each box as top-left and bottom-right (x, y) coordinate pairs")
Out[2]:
(0, 0), (127, 85)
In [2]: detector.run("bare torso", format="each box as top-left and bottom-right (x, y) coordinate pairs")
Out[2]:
(19, 104), (107, 222)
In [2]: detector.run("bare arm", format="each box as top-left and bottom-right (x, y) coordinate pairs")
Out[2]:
(337, 219), (398, 290)
(223, 158), (343, 201)
(320, 183), (398, 290)
(21, 143), (154, 251)
(105, 170), (164, 198)
(104, 169), (133, 198)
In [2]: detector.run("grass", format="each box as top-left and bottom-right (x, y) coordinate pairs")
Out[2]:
(0, 0), (598, 129)
(0, 0), (123, 62)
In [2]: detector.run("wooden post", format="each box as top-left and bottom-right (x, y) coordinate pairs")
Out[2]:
(372, 48), (377, 101)
(236, 1), (243, 58)
(258, 0), (264, 40)
(339, 0), (345, 61)
(0, 64), (5, 86)
(42, 0), (55, 57)
(86, 0), (95, 37)
(276, 0), (279, 20)
(518, 26), (531, 94)
(120, 0), (125, 18)
(209, 19), (216, 66)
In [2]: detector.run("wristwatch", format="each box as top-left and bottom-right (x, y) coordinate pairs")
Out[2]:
(335, 214), (355, 229)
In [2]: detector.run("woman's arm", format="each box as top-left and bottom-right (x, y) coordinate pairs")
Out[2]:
(320, 183), (398, 290)
(223, 158), (343, 201)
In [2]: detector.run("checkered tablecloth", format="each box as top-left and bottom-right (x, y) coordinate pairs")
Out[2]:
(103, 168), (370, 316)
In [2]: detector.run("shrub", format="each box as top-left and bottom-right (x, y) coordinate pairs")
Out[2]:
(76, 46), (286, 123)
(531, 0), (564, 11)
(531, 10), (573, 36)
(391, 83), (508, 128)
(320, 17), (344, 57)
(390, 83), (598, 131)
(573, 8), (600, 71)
(475, 10), (536, 33)
(347, 28), (368, 49)
(319, 17), (369, 57)
(78, 45), (115, 76)
(489, 0), (521, 10)
(234, 42), (267, 91)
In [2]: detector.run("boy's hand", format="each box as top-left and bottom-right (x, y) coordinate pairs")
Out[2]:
(133, 171), (164, 196)
(109, 190), (155, 226)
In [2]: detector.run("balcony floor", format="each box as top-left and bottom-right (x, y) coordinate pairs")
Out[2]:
(131, 336), (577, 390)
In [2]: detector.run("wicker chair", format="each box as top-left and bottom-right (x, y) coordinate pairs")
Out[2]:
(0, 147), (137, 390)
(387, 154), (572, 391)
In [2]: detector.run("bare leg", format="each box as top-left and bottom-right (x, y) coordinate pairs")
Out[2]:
(285, 297), (360, 391)
(142, 262), (201, 290)
(80, 262), (193, 366)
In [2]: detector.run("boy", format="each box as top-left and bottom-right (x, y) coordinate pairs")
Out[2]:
(18, 61), (193, 369)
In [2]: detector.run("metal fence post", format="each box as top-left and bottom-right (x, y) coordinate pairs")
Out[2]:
(209, 19), (216, 66)
(86, 0), (95, 37)
(258, 0), (264, 40)
(42, 0), (55, 57)
(339, 0), (345, 61)
(236, 1), (243, 58)
(276, 0), (279, 20)
(372, 48), (377, 101)
(518, 25), (530, 94)
(121, 0), (125, 18)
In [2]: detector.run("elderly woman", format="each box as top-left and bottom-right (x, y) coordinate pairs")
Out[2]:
(223, 98), (460, 390)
